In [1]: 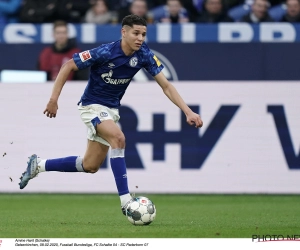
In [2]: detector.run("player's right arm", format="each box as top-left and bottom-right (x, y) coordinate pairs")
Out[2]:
(43, 59), (78, 118)
(44, 46), (106, 118)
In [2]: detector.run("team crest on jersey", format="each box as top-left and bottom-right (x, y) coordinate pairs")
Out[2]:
(100, 112), (108, 117)
(79, 50), (91, 62)
(129, 57), (138, 67)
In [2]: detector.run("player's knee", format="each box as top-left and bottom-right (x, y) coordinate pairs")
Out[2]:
(89, 169), (97, 174)
(84, 166), (99, 173)
(83, 157), (107, 173)
(110, 132), (126, 148)
(82, 162), (100, 173)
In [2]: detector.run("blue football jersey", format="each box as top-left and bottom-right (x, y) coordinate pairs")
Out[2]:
(73, 40), (164, 108)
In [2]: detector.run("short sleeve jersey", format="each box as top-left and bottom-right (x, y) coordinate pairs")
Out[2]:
(73, 40), (164, 108)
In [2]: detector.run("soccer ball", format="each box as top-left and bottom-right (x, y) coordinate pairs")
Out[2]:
(125, 196), (156, 226)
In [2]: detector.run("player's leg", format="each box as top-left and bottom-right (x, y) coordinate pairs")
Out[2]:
(19, 141), (109, 189)
(19, 103), (110, 189)
(81, 140), (109, 173)
(95, 120), (133, 211)
(38, 139), (109, 173)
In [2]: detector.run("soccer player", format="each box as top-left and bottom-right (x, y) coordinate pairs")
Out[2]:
(19, 14), (203, 215)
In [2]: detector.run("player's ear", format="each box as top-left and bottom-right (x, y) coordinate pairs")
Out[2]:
(121, 27), (126, 38)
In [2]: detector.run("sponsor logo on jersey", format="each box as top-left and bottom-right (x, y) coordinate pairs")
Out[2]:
(108, 63), (115, 68)
(153, 55), (161, 67)
(79, 50), (91, 62)
(101, 70), (131, 85)
(129, 57), (138, 67)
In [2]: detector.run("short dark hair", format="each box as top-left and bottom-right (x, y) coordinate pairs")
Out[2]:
(53, 20), (68, 30)
(121, 14), (147, 27)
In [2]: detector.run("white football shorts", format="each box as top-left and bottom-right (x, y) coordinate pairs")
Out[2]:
(78, 103), (120, 146)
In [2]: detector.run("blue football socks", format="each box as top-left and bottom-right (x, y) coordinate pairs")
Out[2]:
(110, 149), (130, 196)
(44, 156), (85, 172)
(38, 151), (131, 206)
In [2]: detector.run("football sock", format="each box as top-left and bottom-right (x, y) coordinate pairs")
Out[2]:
(38, 156), (85, 172)
(110, 148), (131, 206)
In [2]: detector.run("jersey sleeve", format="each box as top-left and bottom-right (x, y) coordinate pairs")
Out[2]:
(73, 45), (110, 70)
(142, 47), (164, 77)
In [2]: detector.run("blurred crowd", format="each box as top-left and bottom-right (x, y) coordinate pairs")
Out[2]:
(1, 0), (300, 25)
(1, 0), (299, 81)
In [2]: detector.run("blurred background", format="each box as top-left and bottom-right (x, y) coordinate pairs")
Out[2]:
(1, 0), (300, 81)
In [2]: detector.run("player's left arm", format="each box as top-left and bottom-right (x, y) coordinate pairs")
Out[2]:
(154, 72), (203, 128)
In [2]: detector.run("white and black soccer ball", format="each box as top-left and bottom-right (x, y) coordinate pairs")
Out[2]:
(125, 196), (156, 226)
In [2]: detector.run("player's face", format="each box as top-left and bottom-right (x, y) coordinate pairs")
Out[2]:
(122, 25), (147, 54)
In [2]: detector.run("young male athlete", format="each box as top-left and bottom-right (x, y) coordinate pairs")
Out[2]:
(19, 14), (203, 215)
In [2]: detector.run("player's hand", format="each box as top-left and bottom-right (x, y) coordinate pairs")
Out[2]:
(186, 112), (203, 128)
(43, 99), (58, 118)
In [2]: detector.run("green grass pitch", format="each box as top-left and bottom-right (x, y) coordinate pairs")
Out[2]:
(0, 194), (299, 238)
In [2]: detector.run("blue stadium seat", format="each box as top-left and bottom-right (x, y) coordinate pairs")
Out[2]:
(150, 5), (167, 22)
(268, 4), (287, 21)
(150, 4), (189, 22)
(228, 4), (251, 21)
